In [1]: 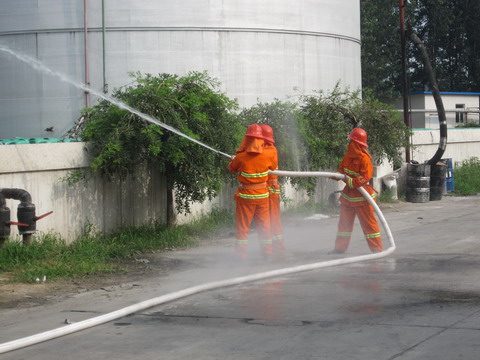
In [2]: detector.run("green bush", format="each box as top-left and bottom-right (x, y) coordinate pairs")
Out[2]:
(0, 208), (233, 283)
(79, 71), (243, 225)
(453, 157), (480, 195)
(455, 122), (480, 128)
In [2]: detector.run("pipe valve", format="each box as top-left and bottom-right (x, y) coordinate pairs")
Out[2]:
(0, 188), (53, 245)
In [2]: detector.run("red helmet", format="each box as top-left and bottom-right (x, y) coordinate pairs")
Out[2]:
(260, 124), (275, 144)
(245, 124), (264, 139)
(348, 128), (368, 147)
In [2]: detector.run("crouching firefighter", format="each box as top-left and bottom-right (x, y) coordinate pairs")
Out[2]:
(228, 124), (277, 259)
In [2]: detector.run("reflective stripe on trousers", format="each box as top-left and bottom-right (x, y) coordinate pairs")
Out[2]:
(334, 203), (382, 252)
(269, 193), (284, 254)
(235, 196), (272, 257)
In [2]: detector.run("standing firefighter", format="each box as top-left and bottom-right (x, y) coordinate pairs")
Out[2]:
(260, 124), (285, 257)
(228, 124), (277, 259)
(329, 128), (383, 254)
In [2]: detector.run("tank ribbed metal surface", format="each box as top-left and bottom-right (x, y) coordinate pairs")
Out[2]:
(0, 0), (361, 138)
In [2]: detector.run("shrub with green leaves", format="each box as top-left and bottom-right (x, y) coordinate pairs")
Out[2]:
(0, 208), (234, 283)
(455, 122), (480, 128)
(300, 85), (410, 169)
(454, 157), (480, 196)
(297, 85), (410, 195)
(236, 86), (410, 197)
(238, 100), (307, 177)
(80, 71), (243, 225)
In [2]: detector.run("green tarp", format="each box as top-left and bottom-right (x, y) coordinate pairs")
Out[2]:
(0, 137), (80, 145)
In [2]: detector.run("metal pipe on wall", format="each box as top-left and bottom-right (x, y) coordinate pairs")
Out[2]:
(102, 0), (108, 93)
(83, 0), (90, 107)
(399, 0), (411, 162)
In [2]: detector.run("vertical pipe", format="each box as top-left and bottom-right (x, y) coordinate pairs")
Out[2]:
(399, 0), (411, 162)
(102, 0), (108, 93)
(84, 0), (90, 107)
(409, 32), (447, 165)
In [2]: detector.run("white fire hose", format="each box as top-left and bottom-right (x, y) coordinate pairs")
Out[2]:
(0, 171), (395, 354)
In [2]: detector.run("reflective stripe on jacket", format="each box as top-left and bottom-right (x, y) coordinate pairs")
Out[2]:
(228, 148), (277, 200)
(263, 145), (281, 197)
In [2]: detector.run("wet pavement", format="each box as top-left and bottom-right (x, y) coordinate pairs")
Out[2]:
(1, 195), (479, 359)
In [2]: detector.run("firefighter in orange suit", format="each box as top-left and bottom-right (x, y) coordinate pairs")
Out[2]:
(329, 128), (383, 254)
(228, 124), (277, 259)
(260, 124), (285, 256)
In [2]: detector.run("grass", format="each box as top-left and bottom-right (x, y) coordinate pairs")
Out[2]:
(377, 188), (400, 203)
(453, 157), (480, 196)
(0, 208), (234, 283)
(10, 167), (476, 285)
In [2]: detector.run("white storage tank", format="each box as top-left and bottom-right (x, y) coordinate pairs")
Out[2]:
(0, 0), (361, 139)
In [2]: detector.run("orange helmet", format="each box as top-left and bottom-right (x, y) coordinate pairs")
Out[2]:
(245, 124), (263, 139)
(260, 124), (275, 144)
(348, 128), (368, 147)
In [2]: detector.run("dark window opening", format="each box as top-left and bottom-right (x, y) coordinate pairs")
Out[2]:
(456, 104), (465, 123)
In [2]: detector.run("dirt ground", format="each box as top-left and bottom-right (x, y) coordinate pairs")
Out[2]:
(0, 229), (238, 311)
(0, 254), (178, 310)
(0, 201), (407, 311)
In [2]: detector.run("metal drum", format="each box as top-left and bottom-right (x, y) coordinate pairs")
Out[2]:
(406, 163), (430, 203)
(430, 161), (448, 201)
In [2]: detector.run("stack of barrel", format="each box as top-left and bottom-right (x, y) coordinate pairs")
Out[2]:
(406, 161), (448, 203)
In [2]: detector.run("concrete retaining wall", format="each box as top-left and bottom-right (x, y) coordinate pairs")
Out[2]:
(1, 127), (479, 243)
(375, 128), (480, 195)
(0, 142), (170, 242)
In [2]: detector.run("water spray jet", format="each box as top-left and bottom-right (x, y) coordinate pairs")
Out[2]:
(0, 44), (233, 160)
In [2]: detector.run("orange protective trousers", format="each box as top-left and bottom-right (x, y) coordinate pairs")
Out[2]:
(268, 188), (285, 254)
(235, 196), (272, 258)
(334, 203), (382, 252)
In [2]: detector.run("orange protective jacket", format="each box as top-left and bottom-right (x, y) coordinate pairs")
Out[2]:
(264, 144), (280, 193)
(228, 138), (277, 200)
(337, 141), (377, 207)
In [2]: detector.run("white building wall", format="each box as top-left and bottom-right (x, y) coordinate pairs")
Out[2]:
(375, 128), (480, 194)
(409, 95), (426, 128)
(403, 93), (480, 129)
(409, 128), (480, 165)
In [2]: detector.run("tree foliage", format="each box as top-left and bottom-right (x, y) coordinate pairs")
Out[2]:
(238, 100), (307, 176)
(409, 0), (480, 92)
(361, 0), (480, 99)
(298, 85), (411, 194)
(79, 71), (410, 216)
(239, 87), (411, 196)
(81, 71), (243, 223)
(361, 0), (402, 101)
